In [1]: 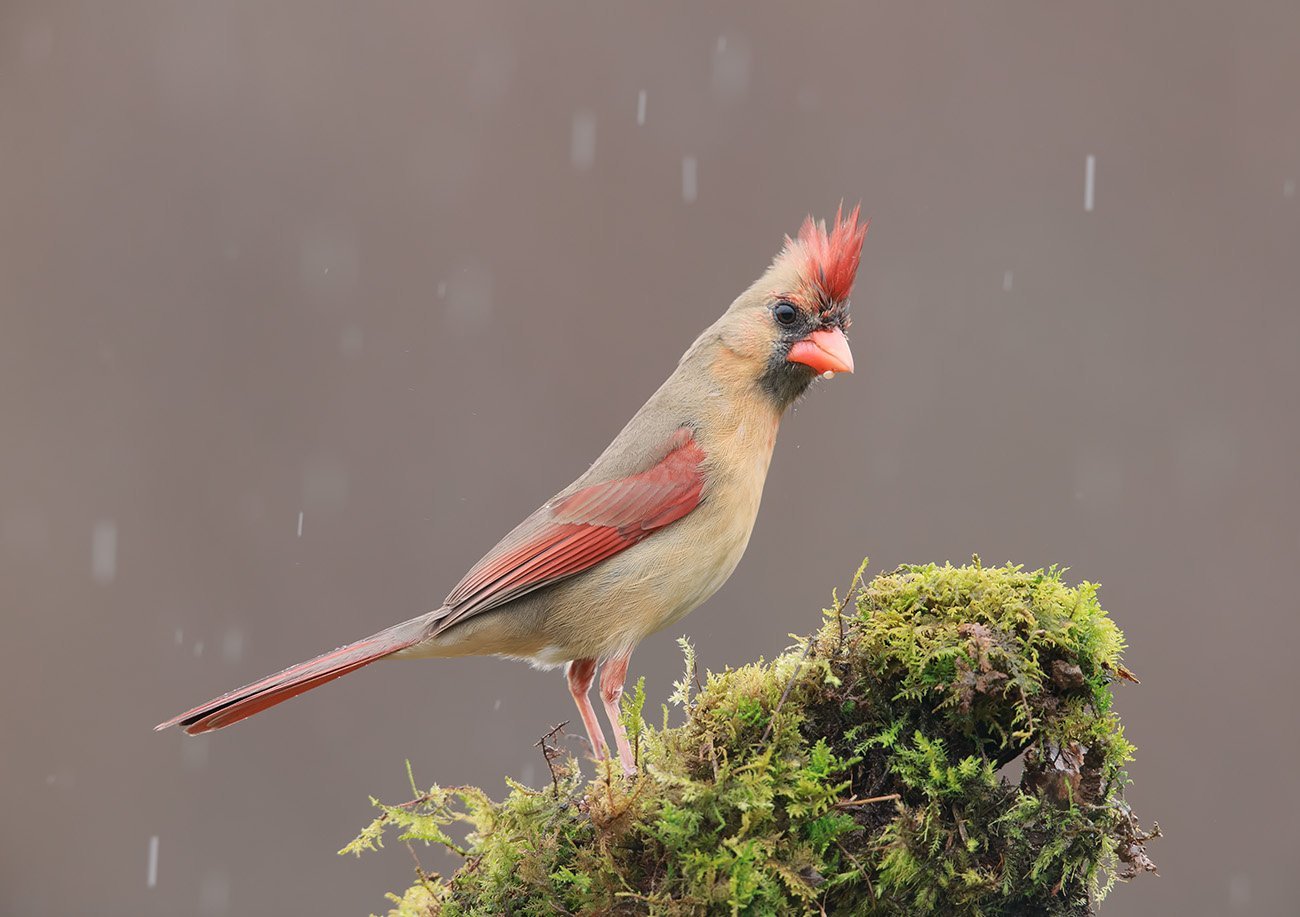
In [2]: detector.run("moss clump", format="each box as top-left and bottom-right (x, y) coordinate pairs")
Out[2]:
(343, 560), (1157, 915)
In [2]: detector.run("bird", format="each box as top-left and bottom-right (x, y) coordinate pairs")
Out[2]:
(157, 206), (868, 775)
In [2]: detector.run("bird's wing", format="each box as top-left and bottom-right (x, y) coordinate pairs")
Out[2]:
(435, 426), (705, 631)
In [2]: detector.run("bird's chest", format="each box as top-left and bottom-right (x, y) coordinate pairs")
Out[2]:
(547, 406), (780, 655)
(706, 411), (780, 529)
(642, 410), (779, 620)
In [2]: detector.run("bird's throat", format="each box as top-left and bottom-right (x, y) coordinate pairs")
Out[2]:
(758, 357), (816, 412)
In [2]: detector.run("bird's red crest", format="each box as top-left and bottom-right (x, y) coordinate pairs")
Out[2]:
(783, 204), (869, 304)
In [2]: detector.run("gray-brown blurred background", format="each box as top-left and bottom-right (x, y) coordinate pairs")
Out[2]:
(3, 3), (1298, 915)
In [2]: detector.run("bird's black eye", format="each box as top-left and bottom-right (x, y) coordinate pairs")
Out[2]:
(773, 301), (798, 326)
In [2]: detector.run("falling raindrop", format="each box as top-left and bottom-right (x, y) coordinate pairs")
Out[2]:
(570, 110), (597, 171)
(636, 90), (647, 126)
(1002, 270), (1013, 292)
(711, 35), (752, 100)
(199, 868), (232, 915)
(681, 156), (698, 203)
(1084, 155), (1096, 212)
(146, 835), (159, 889)
(1228, 873), (1251, 910)
(92, 520), (117, 584)
(193, 641), (205, 658)
(297, 511), (304, 537)
(222, 627), (244, 663)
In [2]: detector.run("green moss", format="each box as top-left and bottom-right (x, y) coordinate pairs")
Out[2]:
(343, 560), (1157, 915)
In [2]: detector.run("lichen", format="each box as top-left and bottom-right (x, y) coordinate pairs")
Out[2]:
(342, 560), (1157, 915)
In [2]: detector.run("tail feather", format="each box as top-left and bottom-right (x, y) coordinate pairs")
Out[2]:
(155, 613), (434, 735)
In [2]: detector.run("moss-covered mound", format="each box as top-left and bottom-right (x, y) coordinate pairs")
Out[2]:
(344, 560), (1157, 915)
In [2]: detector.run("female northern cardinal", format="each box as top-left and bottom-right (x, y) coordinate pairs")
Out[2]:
(157, 207), (868, 774)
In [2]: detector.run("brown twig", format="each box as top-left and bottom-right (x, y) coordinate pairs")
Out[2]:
(534, 720), (570, 795)
(761, 638), (814, 745)
(833, 793), (900, 810)
(403, 840), (432, 885)
(834, 840), (876, 906)
(1115, 663), (1141, 684)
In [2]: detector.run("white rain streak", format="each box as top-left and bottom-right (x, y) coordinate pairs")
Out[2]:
(636, 90), (647, 126)
(1228, 873), (1251, 910)
(1285, 178), (1296, 198)
(1002, 270), (1013, 292)
(1084, 155), (1096, 212)
(146, 835), (159, 889)
(493, 698), (502, 711)
(193, 640), (205, 657)
(92, 519), (117, 584)
(297, 511), (304, 537)
(710, 34), (752, 100)
(681, 156), (698, 203)
(175, 627), (184, 645)
(571, 110), (597, 171)
(199, 868), (232, 915)
(222, 627), (244, 663)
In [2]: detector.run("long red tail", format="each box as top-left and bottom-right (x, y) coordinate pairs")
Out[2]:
(155, 613), (435, 735)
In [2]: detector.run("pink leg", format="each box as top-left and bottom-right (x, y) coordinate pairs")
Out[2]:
(566, 659), (609, 761)
(599, 649), (637, 775)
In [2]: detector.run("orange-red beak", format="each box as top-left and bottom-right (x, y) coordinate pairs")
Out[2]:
(786, 327), (854, 375)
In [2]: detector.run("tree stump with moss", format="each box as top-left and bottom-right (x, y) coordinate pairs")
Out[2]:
(344, 560), (1157, 915)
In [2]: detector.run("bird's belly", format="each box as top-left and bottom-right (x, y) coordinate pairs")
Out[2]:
(398, 509), (756, 670)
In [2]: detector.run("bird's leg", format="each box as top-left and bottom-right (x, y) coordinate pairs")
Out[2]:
(566, 658), (609, 761)
(598, 649), (637, 776)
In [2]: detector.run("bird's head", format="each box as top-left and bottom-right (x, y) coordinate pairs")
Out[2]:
(713, 205), (869, 410)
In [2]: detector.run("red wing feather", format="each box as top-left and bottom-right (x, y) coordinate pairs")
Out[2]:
(438, 428), (705, 628)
